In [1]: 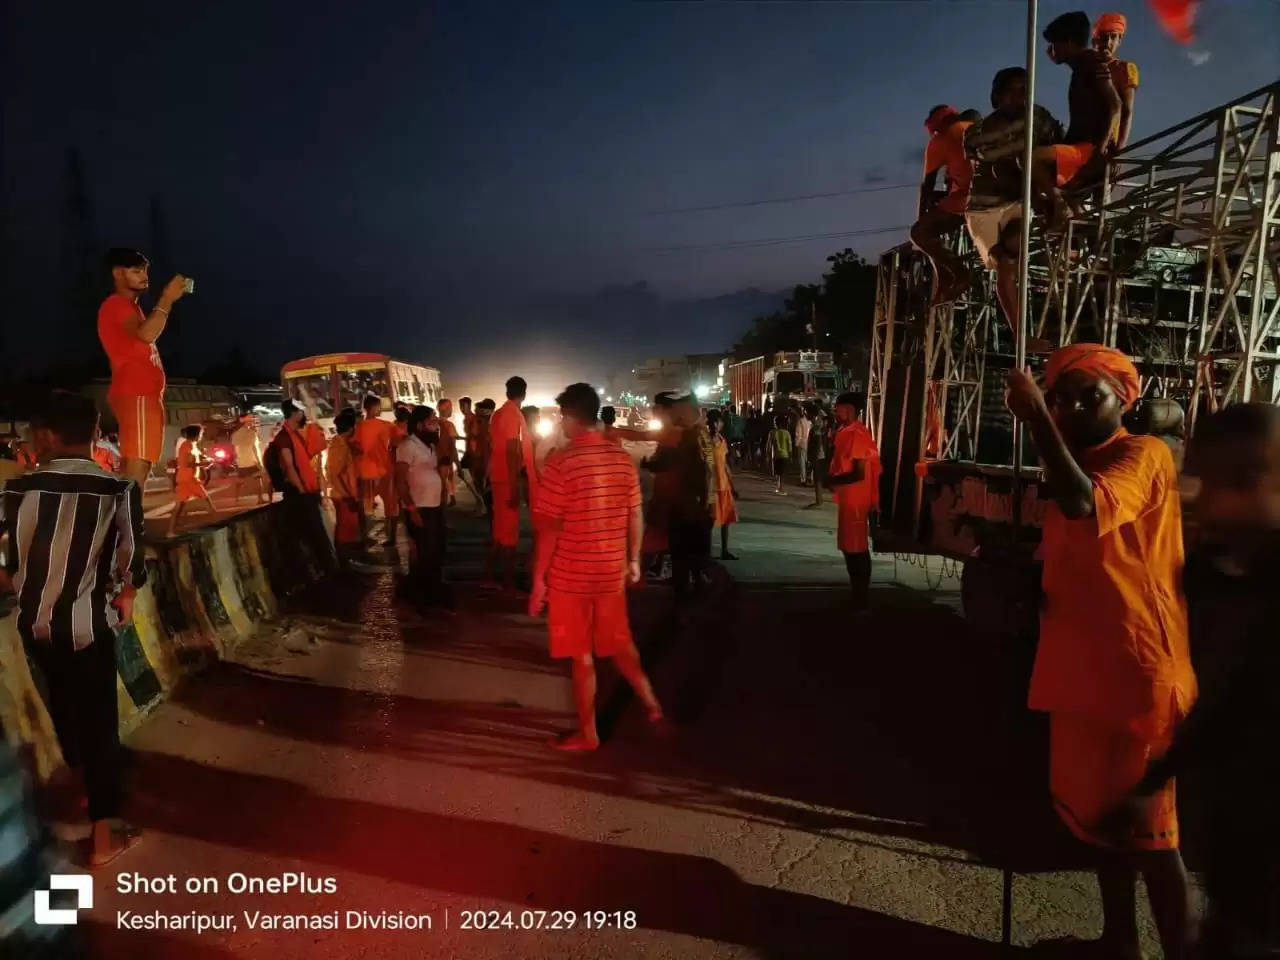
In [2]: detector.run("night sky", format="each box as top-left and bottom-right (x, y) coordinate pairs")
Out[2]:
(4, 0), (1277, 401)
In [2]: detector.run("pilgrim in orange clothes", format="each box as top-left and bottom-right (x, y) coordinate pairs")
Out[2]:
(1093, 13), (1139, 150)
(530, 383), (667, 751)
(911, 105), (976, 305)
(354, 394), (398, 546)
(1005, 343), (1195, 960)
(704, 409), (740, 561)
(824, 392), (881, 611)
(1032, 12), (1122, 227)
(326, 408), (363, 568)
(485, 376), (537, 592)
(168, 424), (218, 536)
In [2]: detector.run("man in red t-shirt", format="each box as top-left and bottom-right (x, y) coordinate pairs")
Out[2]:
(96, 248), (190, 485)
(530, 383), (667, 751)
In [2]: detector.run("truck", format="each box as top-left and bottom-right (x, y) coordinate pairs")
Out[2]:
(728, 351), (843, 414)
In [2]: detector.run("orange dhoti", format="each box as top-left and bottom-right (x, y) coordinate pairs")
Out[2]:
(1052, 142), (1096, 186)
(1049, 706), (1182, 851)
(489, 481), (520, 548)
(175, 476), (209, 503)
(109, 393), (165, 466)
(548, 590), (632, 659)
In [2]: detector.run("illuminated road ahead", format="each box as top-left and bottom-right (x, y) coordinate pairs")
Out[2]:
(76, 474), (1173, 958)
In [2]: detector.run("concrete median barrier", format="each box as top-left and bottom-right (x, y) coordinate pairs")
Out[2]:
(0, 500), (335, 778)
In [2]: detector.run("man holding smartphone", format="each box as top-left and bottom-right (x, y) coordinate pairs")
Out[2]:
(96, 248), (190, 486)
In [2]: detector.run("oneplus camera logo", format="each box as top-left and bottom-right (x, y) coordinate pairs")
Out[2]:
(34, 874), (93, 925)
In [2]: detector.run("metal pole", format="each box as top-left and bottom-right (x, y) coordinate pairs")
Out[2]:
(1012, 0), (1038, 530)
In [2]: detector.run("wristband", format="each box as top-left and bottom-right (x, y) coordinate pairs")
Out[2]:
(154, 306), (170, 316)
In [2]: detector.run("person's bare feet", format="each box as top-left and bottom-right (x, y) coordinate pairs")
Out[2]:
(647, 715), (676, 738)
(89, 821), (142, 867)
(550, 731), (600, 752)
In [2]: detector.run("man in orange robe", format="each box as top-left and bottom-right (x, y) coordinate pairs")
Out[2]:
(354, 394), (397, 546)
(486, 376), (537, 592)
(96, 248), (190, 486)
(824, 392), (882, 611)
(1006, 343), (1195, 960)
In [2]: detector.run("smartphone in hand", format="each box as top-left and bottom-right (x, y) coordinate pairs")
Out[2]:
(183, 278), (195, 294)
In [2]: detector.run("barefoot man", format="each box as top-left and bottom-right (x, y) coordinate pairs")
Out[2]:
(911, 105), (975, 305)
(1005, 344), (1195, 960)
(530, 383), (667, 751)
(1032, 12), (1121, 225)
(486, 377), (538, 592)
(96, 248), (189, 486)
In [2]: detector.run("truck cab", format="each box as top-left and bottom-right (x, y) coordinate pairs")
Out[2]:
(763, 352), (842, 411)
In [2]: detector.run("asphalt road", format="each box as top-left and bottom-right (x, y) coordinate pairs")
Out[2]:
(59, 470), (1183, 959)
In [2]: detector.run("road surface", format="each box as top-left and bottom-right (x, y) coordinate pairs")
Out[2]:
(55, 470), (1185, 958)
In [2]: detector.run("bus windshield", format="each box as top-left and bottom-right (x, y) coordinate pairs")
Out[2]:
(338, 366), (391, 412)
(286, 372), (335, 422)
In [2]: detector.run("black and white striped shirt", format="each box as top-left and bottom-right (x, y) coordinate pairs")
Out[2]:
(1, 457), (146, 648)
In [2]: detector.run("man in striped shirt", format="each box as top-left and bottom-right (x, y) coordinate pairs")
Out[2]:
(0, 391), (145, 866)
(530, 383), (667, 751)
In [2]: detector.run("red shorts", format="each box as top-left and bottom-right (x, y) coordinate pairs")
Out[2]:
(109, 393), (165, 466)
(547, 590), (633, 659)
(1053, 142), (1096, 186)
(489, 482), (520, 547)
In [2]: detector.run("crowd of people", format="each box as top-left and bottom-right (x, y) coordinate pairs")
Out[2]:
(2, 227), (1278, 958)
(911, 10), (1139, 350)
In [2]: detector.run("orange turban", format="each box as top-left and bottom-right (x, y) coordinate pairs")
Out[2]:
(1044, 343), (1141, 409)
(1093, 12), (1127, 36)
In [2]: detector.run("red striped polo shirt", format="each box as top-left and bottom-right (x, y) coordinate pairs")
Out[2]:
(536, 430), (642, 596)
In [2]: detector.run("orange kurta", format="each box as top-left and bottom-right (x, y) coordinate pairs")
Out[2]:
(1031, 429), (1197, 849)
(710, 435), (737, 528)
(829, 421), (881, 553)
(354, 417), (392, 480)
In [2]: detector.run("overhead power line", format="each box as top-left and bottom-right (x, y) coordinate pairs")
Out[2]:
(646, 223), (909, 255)
(644, 182), (915, 216)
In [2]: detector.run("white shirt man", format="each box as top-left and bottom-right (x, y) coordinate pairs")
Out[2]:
(795, 412), (813, 485)
(396, 433), (442, 508)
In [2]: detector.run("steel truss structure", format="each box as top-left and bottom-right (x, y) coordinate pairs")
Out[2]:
(868, 82), (1280, 535)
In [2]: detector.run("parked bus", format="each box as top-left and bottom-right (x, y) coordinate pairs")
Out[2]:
(279, 353), (443, 433)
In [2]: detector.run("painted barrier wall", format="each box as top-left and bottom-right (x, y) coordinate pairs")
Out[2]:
(0, 500), (335, 779)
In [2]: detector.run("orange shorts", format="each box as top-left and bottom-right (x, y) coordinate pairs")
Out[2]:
(489, 482), (520, 547)
(547, 590), (633, 659)
(109, 393), (165, 466)
(1053, 142), (1096, 186)
(174, 477), (208, 503)
(1049, 710), (1180, 851)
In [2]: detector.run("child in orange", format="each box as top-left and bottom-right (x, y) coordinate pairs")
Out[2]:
(169, 424), (218, 536)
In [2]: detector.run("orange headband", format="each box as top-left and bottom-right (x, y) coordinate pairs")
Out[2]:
(1044, 343), (1141, 409)
(1093, 12), (1127, 37)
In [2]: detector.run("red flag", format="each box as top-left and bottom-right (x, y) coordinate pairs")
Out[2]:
(1148, 0), (1198, 45)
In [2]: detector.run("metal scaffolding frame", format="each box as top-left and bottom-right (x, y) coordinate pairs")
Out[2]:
(868, 81), (1280, 538)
